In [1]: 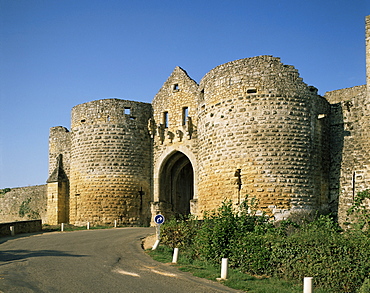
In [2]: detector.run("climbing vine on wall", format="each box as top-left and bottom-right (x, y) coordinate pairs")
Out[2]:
(347, 189), (370, 232)
(18, 198), (40, 219)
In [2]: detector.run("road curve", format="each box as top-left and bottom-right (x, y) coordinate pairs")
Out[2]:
(0, 228), (239, 292)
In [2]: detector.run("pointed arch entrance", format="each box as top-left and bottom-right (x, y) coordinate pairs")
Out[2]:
(159, 151), (194, 217)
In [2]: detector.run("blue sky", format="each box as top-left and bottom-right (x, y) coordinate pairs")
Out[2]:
(0, 0), (369, 189)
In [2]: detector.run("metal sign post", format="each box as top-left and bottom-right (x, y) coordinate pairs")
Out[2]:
(152, 214), (165, 250)
(154, 214), (165, 240)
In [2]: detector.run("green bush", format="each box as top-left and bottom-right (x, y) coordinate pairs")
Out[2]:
(160, 215), (200, 249)
(269, 218), (370, 292)
(358, 278), (370, 293)
(269, 226), (360, 292)
(158, 199), (370, 293)
(347, 189), (370, 233)
(194, 200), (238, 262)
(230, 232), (276, 275)
(192, 198), (272, 266)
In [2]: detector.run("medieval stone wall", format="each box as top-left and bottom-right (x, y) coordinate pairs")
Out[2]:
(151, 67), (200, 218)
(325, 85), (369, 224)
(196, 56), (331, 219)
(0, 185), (47, 223)
(69, 99), (152, 226)
(48, 126), (71, 178)
(47, 127), (71, 225)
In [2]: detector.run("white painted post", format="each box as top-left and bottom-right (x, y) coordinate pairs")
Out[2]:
(152, 239), (160, 250)
(220, 258), (228, 280)
(303, 277), (313, 293)
(172, 248), (179, 263)
(156, 224), (161, 240)
(10, 226), (15, 236)
(61, 223), (64, 232)
(114, 220), (117, 228)
(87, 222), (90, 230)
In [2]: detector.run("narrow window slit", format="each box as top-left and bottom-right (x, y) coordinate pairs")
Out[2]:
(163, 111), (169, 128)
(182, 107), (189, 125)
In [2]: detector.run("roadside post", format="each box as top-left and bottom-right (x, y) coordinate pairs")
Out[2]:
(10, 226), (15, 236)
(152, 214), (165, 250)
(172, 247), (179, 263)
(216, 258), (228, 281)
(303, 277), (313, 293)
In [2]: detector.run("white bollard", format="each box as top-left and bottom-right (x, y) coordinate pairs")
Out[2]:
(10, 226), (15, 236)
(220, 258), (228, 280)
(303, 277), (313, 293)
(152, 239), (160, 250)
(61, 223), (64, 232)
(114, 220), (117, 228)
(172, 248), (179, 263)
(87, 222), (90, 230)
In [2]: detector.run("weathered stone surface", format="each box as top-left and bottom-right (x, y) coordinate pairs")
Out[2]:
(65, 99), (152, 226)
(325, 84), (370, 224)
(0, 186), (47, 223)
(196, 56), (330, 219)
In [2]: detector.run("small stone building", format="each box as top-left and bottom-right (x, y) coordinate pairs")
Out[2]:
(46, 16), (370, 226)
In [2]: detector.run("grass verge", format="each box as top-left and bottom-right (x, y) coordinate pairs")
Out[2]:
(146, 245), (331, 293)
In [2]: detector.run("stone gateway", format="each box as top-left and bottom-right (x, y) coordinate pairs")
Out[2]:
(44, 16), (370, 226)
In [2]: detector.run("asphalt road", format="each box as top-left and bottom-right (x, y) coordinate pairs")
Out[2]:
(0, 227), (239, 293)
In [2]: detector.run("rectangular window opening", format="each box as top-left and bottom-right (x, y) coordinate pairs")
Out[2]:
(200, 89), (204, 101)
(247, 88), (257, 94)
(163, 111), (169, 128)
(352, 171), (356, 200)
(182, 107), (189, 125)
(124, 107), (131, 115)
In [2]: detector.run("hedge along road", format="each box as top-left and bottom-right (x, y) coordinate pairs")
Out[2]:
(0, 227), (239, 293)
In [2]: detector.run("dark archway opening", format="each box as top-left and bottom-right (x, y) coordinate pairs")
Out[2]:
(159, 152), (194, 217)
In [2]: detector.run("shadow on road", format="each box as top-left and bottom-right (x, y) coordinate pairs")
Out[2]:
(0, 231), (50, 245)
(0, 249), (87, 264)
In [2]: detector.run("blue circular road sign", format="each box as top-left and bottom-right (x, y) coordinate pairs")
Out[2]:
(154, 214), (165, 225)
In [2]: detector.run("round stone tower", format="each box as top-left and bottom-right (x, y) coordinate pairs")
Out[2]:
(69, 99), (152, 226)
(197, 56), (331, 219)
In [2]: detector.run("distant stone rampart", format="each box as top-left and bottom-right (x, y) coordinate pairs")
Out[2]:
(0, 185), (47, 223)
